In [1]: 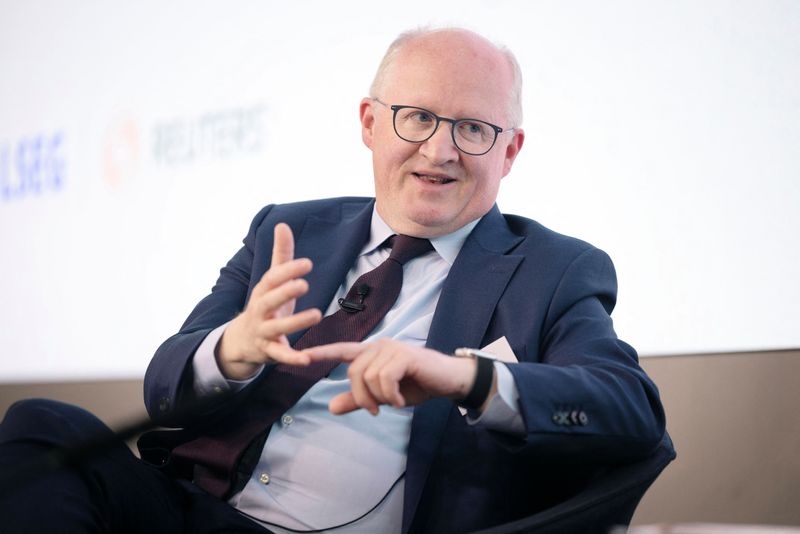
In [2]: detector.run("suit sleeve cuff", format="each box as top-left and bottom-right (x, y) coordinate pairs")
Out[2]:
(465, 362), (525, 435)
(192, 321), (263, 396)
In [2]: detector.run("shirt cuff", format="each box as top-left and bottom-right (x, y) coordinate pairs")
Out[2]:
(192, 321), (263, 396)
(465, 362), (525, 435)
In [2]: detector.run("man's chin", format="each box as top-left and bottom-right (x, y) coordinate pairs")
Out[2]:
(377, 200), (465, 237)
(397, 212), (460, 238)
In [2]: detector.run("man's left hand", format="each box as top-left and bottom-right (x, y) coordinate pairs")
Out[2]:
(306, 340), (477, 415)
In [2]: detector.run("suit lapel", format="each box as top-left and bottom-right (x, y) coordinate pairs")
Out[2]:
(402, 206), (524, 533)
(289, 200), (374, 345)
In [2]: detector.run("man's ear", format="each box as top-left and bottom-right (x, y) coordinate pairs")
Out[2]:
(501, 128), (525, 177)
(359, 98), (376, 150)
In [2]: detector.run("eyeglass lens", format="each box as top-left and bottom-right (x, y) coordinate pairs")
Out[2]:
(393, 107), (497, 155)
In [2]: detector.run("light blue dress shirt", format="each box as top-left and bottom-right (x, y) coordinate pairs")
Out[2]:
(192, 208), (523, 533)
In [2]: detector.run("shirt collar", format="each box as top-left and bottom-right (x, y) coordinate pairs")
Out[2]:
(364, 205), (481, 266)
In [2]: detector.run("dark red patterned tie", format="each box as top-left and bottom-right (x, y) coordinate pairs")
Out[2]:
(173, 235), (433, 497)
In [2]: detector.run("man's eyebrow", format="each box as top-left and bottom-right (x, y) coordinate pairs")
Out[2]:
(404, 104), (495, 122)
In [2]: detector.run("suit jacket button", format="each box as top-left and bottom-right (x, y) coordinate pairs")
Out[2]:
(553, 411), (570, 425)
(569, 410), (581, 425)
(159, 397), (171, 412)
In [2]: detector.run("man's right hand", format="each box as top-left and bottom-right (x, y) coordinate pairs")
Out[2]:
(216, 222), (323, 380)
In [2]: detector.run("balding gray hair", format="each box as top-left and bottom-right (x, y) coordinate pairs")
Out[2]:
(368, 27), (523, 128)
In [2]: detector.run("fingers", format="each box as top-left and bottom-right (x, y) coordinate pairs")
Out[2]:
(308, 341), (413, 415)
(329, 391), (360, 415)
(258, 308), (322, 339)
(252, 258), (314, 297)
(253, 277), (310, 318)
(306, 342), (364, 362)
(217, 308), (321, 379)
(271, 222), (295, 267)
(217, 223), (320, 380)
(308, 343), (383, 414)
(346, 344), (383, 415)
(251, 222), (311, 298)
(256, 340), (312, 366)
(241, 305), (322, 362)
(359, 348), (406, 410)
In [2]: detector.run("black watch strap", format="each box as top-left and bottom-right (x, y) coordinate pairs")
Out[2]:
(457, 351), (495, 410)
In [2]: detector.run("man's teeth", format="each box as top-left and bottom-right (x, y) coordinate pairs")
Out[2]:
(417, 174), (452, 184)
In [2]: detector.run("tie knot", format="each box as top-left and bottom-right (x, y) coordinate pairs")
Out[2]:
(388, 234), (434, 265)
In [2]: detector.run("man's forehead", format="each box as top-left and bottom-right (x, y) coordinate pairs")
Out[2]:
(382, 37), (512, 120)
(396, 31), (506, 72)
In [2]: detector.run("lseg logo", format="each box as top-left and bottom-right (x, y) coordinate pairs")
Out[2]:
(0, 132), (66, 202)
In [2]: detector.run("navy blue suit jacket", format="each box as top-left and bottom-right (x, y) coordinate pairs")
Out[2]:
(144, 197), (667, 533)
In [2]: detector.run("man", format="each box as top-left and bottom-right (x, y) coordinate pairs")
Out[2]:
(0, 28), (668, 533)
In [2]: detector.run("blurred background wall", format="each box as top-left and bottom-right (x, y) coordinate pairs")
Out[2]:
(2, 1), (799, 382)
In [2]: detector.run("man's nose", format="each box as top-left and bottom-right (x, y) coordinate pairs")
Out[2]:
(418, 123), (460, 165)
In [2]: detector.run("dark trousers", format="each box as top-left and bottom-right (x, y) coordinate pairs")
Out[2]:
(0, 399), (270, 534)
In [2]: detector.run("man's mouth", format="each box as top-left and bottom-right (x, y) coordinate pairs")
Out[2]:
(413, 173), (456, 185)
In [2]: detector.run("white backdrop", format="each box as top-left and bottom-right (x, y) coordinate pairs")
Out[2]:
(1, 0), (798, 381)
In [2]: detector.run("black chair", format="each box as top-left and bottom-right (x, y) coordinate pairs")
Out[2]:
(469, 433), (676, 534)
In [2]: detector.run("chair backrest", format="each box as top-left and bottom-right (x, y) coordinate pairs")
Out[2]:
(469, 433), (676, 534)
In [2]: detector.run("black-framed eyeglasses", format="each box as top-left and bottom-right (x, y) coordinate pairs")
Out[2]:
(372, 98), (513, 156)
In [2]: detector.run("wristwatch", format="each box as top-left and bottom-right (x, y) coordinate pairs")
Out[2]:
(454, 348), (496, 410)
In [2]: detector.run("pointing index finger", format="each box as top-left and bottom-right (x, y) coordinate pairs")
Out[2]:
(271, 222), (295, 268)
(305, 342), (364, 362)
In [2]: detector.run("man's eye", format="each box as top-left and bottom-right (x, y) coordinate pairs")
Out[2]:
(465, 122), (482, 134)
(409, 111), (435, 123)
(458, 121), (487, 137)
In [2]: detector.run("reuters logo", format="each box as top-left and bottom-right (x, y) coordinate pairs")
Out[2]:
(102, 117), (140, 188)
